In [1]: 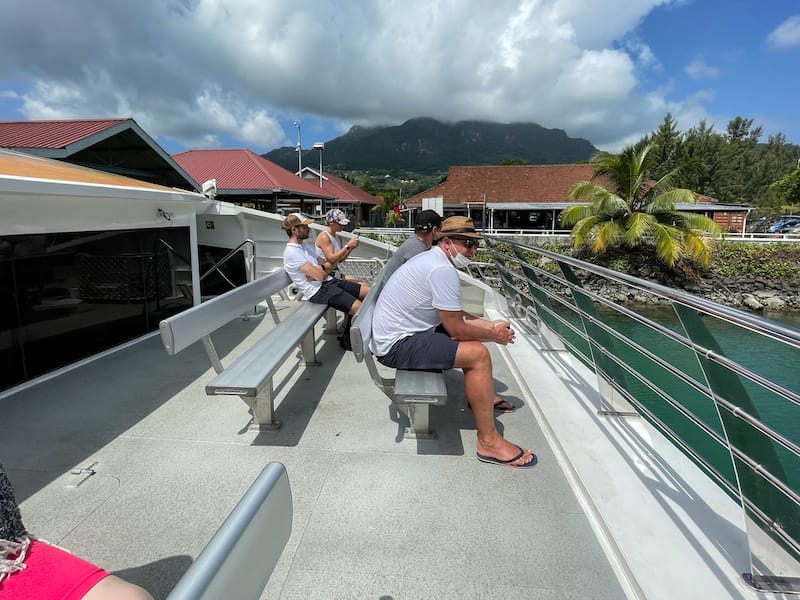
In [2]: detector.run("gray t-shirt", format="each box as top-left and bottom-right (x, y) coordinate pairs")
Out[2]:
(383, 235), (427, 279)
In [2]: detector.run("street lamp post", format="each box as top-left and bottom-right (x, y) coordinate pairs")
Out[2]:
(293, 120), (302, 174)
(313, 142), (324, 188)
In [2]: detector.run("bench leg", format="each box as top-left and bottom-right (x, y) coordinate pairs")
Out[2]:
(324, 307), (338, 333)
(248, 378), (282, 430)
(300, 330), (320, 366)
(400, 404), (437, 439)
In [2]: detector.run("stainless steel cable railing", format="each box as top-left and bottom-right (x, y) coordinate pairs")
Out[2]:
(485, 236), (800, 593)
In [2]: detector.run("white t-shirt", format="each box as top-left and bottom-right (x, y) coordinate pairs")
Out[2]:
(371, 246), (461, 356)
(283, 242), (331, 299)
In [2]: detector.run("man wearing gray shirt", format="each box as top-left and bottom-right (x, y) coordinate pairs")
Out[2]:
(382, 209), (442, 278)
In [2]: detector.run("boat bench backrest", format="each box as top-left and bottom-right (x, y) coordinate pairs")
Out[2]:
(159, 270), (291, 355)
(350, 270), (387, 363)
(165, 462), (292, 600)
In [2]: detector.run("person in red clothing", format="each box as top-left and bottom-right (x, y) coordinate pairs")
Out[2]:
(1, 464), (152, 600)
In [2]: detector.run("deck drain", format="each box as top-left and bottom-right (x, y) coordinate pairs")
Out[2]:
(68, 461), (98, 488)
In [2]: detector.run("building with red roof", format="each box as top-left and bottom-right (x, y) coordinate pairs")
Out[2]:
(298, 167), (382, 225)
(406, 164), (749, 232)
(172, 148), (337, 214)
(0, 118), (198, 190)
(172, 149), (382, 223)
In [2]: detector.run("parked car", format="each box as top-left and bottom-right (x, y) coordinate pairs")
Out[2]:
(768, 216), (800, 233)
(746, 217), (770, 233)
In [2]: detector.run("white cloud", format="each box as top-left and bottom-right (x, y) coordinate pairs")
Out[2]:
(684, 58), (720, 80)
(0, 0), (706, 151)
(767, 15), (800, 49)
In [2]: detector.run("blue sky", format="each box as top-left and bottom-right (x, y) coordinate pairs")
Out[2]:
(0, 1), (798, 156)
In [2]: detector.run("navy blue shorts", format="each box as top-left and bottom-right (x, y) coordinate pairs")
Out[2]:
(309, 278), (361, 313)
(377, 329), (458, 370)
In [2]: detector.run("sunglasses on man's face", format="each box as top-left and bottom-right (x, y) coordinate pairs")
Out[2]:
(452, 237), (480, 249)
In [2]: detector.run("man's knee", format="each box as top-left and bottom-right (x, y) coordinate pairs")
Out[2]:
(454, 341), (490, 368)
(359, 283), (369, 299)
(348, 299), (362, 315)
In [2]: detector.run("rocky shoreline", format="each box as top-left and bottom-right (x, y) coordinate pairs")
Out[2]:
(580, 275), (800, 312)
(683, 277), (800, 312)
(477, 263), (800, 314)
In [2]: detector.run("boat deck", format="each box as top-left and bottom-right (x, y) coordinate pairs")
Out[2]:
(0, 295), (752, 599)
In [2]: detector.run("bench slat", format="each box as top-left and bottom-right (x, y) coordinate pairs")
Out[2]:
(395, 369), (448, 405)
(206, 302), (328, 397)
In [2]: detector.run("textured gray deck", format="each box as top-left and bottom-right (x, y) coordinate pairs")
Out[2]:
(0, 300), (624, 600)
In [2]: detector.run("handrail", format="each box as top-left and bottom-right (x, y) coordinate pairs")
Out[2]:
(200, 238), (256, 287)
(158, 238), (191, 267)
(485, 235), (800, 592)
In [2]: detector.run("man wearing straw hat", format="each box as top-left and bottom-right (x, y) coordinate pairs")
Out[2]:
(371, 216), (536, 468)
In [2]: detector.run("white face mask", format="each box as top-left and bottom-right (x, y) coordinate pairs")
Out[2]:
(447, 240), (473, 269)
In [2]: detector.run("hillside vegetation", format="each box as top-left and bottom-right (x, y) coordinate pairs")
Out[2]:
(264, 117), (596, 193)
(509, 240), (800, 289)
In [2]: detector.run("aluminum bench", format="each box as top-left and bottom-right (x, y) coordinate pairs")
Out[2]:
(159, 269), (336, 430)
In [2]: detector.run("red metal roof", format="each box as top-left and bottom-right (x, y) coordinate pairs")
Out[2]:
(407, 164), (719, 205)
(0, 119), (128, 149)
(172, 149), (339, 198)
(300, 168), (382, 205)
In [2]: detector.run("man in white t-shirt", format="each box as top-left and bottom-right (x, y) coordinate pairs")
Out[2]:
(372, 216), (536, 469)
(282, 213), (367, 346)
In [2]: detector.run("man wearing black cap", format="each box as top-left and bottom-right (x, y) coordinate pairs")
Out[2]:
(371, 216), (536, 469)
(382, 209), (442, 278)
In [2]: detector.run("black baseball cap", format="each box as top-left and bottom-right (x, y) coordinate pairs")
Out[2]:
(414, 209), (443, 232)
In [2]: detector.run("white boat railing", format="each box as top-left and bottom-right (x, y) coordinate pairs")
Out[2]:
(485, 235), (800, 594)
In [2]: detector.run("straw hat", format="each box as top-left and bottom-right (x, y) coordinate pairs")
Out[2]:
(435, 216), (481, 240)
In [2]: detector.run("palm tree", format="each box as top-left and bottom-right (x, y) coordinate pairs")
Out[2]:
(560, 143), (721, 268)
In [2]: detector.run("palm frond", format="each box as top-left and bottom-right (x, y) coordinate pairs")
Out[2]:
(682, 232), (714, 267)
(651, 223), (683, 267)
(655, 188), (697, 206)
(679, 212), (722, 234)
(593, 191), (628, 216)
(560, 203), (594, 226)
(623, 212), (655, 246)
(592, 220), (624, 253)
(567, 181), (596, 200)
(570, 215), (604, 248)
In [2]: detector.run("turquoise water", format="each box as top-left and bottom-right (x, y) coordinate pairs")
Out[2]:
(587, 305), (800, 557)
(492, 237), (800, 558)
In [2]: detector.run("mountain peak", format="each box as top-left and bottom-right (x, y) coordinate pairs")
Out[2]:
(264, 118), (596, 176)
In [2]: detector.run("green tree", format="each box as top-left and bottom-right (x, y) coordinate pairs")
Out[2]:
(649, 113), (682, 180)
(717, 117), (762, 203)
(679, 119), (725, 197)
(371, 188), (406, 227)
(500, 157), (528, 165)
(560, 143), (721, 268)
(770, 168), (800, 211)
(753, 134), (799, 213)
